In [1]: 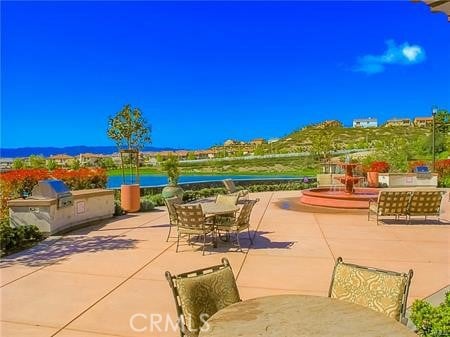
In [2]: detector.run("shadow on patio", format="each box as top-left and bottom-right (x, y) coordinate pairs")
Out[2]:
(0, 235), (141, 268)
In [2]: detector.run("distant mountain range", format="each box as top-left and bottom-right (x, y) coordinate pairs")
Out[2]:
(0, 146), (179, 158)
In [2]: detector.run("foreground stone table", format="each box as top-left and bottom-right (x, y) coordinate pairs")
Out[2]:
(199, 295), (416, 337)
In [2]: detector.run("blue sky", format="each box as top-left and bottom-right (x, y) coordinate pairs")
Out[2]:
(1, 1), (449, 150)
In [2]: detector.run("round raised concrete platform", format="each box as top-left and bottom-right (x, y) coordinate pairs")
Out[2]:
(300, 188), (379, 209)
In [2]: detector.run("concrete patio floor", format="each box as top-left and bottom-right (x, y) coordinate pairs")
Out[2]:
(1, 190), (449, 337)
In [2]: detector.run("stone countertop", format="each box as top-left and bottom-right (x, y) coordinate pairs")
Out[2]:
(7, 189), (114, 207)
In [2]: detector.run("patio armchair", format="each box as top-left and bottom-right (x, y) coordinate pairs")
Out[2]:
(164, 196), (183, 241)
(368, 191), (411, 225)
(222, 179), (249, 200)
(328, 257), (413, 324)
(165, 258), (241, 337)
(173, 204), (215, 255)
(407, 190), (445, 223)
(216, 199), (259, 251)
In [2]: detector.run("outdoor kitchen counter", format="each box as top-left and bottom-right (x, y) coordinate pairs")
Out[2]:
(8, 189), (115, 234)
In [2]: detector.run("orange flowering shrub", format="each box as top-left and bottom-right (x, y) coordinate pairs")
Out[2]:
(51, 168), (107, 190)
(369, 161), (390, 173)
(0, 168), (107, 220)
(435, 159), (450, 177)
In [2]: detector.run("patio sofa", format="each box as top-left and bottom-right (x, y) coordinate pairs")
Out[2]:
(368, 189), (447, 224)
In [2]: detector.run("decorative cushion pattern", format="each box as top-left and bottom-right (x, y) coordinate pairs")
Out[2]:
(175, 204), (209, 232)
(330, 262), (407, 321)
(216, 194), (238, 206)
(377, 192), (410, 216)
(176, 267), (240, 333)
(408, 191), (444, 216)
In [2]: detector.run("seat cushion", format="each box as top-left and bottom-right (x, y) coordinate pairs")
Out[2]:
(330, 263), (407, 320)
(176, 267), (240, 333)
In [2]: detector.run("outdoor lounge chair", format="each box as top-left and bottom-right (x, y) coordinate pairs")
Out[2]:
(368, 191), (411, 225)
(216, 199), (259, 251)
(165, 258), (241, 337)
(164, 196), (182, 241)
(222, 179), (249, 200)
(173, 204), (215, 255)
(328, 257), (413, 324)
(407, 190), (445, 223)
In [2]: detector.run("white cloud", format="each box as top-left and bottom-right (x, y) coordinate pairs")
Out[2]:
(353, 40), (426, 74)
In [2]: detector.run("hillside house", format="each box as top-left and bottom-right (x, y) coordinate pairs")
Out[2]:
(49, 154), (73, 167)
(352, 118), (378, 128)
(414, 117), (434, 127)
(385, 118), (412, 127)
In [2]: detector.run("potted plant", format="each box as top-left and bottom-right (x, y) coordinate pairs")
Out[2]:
(107, 104), (151, 212)
(367, 161), (390, 188)
(161, 154), (183, 199)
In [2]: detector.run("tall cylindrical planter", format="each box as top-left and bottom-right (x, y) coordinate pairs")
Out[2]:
(121, 184), (140, 212)
(367, 171), (379, 188)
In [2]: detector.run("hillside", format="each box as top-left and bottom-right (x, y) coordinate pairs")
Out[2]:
(270, 125), (431, 153)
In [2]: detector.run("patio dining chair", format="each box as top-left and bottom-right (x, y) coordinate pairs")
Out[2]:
(328, 257), (413, 324)
(165, 258), (241, 337)
(164, 196), (182, 241)
(215, 194), (239, 206)
(216, 198), (259, 251)
(222, 179), (249, 200)
(173, 204), (215, 255)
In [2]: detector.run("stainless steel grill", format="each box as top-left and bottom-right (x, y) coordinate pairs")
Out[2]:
(31, 179), (74, 208)
(414, 166), (432, 180)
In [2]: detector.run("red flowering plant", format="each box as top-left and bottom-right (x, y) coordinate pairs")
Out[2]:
(0, 169), (50, 219)
(0, 168), (107, 220)
(51, 168), (107, 190)
(435, 159), (450, 179)
(369, 161), (390, 173)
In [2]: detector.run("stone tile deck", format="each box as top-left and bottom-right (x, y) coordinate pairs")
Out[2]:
(1, 191), (449, 337)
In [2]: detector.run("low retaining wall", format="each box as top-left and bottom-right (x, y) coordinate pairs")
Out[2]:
(110, 177), (316, 195)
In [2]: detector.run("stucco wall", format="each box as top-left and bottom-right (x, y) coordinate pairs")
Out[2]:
(8, 189), (115, 234)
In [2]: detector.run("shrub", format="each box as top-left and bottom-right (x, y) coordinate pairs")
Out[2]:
(369, 161), (390, 173)
(0, 219), (44, 256)
(140, 197), (155, 212)
(436, 159), (450, 177)
(114, 200), (124, 216)
(51, 168), (107, 189)
(410, 292), (450, 337)
(145, 194), (165, 206)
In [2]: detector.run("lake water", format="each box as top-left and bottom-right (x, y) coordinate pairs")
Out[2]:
(107, 174), (299, 188)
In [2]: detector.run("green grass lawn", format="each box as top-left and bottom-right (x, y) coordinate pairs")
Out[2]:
(108, 156), (318, 177)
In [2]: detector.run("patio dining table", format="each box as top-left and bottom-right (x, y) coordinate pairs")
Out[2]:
(200, 202), (240, 216)
(198, 294), (416, 337)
